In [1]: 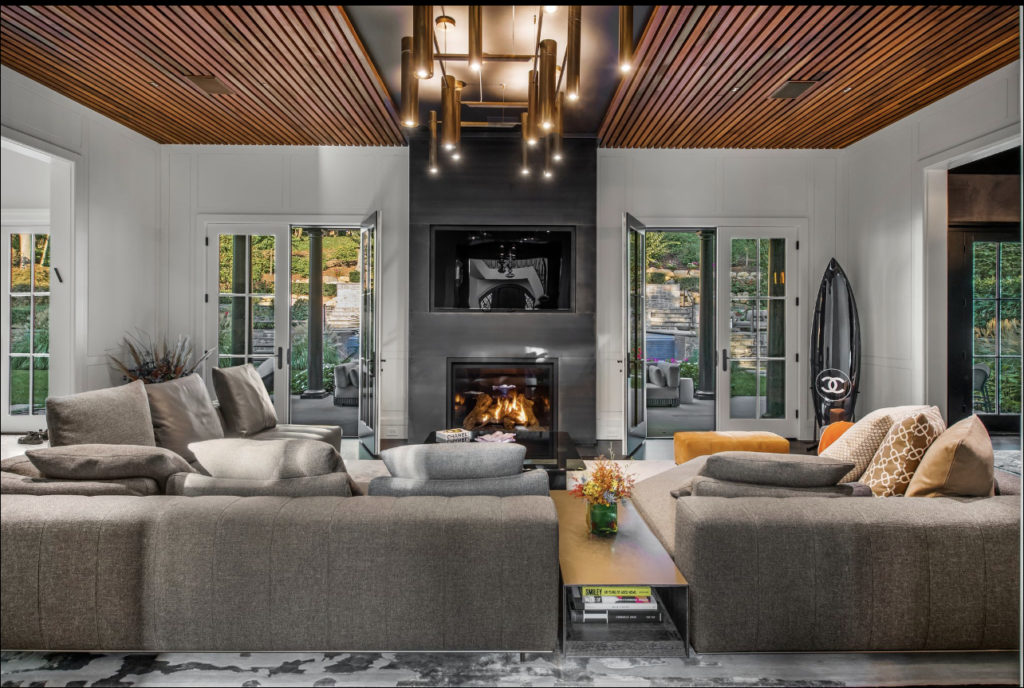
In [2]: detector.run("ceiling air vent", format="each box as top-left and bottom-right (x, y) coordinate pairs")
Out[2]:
(771, 80), (817, 99)
(184, 75), (232, 95)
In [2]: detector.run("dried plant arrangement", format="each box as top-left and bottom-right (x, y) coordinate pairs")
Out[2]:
(108, 330), (213, 384)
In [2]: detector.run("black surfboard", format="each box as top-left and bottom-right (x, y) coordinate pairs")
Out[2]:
(810, 258), (861, 432)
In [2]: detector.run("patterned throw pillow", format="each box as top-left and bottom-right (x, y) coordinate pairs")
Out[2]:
(861, 408), (946, 497)
(820, 405), (932, 483)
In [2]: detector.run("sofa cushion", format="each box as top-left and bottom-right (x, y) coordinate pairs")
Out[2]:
(45, 380), (155, 447)
(348, 363), (360, 387)
(688, 475), (867, 498)
(818, 421), (854, 454)
(1, 472), (159, 496)
(211, 364), (278, 435)
(629, 457), (710, 553)
(702, 451), (854, 487)
(187, 438), (342, 479)
(0, 455), (44, 478)
(25, 444), (194, 491)
(146, 374), (224, 464)
(382, 442), (526, 480)
(658, 361), (680, 388)
(246, 423), (341, 451)
(821, 405), (933, 482)
(906, 415), (994, 498)
(367, 469), (549, 496)
(165, 471), (351, 497)
(861, 408), (945, 497)
(648, 364), (667, 387)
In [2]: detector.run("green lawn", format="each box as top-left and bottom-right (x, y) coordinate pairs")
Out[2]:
(8, 367), (48, 412)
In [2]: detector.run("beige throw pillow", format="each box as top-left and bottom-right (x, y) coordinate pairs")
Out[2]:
(211, 364), (278, 435)
(906, 415), (995, 497)
(820, 405), (932, 482)
(146, 374), (224, 463)
(861, 408), (945, 497)
(25, 444), (194, 491)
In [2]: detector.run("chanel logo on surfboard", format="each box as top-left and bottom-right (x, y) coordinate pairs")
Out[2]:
(815, 369), (852, 401)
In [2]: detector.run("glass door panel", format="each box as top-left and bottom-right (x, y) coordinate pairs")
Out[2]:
(717, 228), (798, 436)
(972, 240), (1021, 417)
(4, 230), (50, 419)
(208, 225), (290, 419)
(624, 213), (646, 456)
(358, 212), (381, 458)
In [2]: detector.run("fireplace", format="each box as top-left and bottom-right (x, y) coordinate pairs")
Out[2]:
(448, 359), (557, 436)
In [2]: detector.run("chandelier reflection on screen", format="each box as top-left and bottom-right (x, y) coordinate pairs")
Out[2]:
(400, 5), (635, 179)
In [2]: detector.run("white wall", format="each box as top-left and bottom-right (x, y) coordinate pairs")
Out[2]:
(1, 66), (161, 392)
(596, 149), (841, 440)
(840, 61), (1020, 417)
(1, 146), (50, 210)
(161, 145), (410, 439)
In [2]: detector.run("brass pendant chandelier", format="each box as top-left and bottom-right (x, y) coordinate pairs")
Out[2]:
(401, 5), (634, 178)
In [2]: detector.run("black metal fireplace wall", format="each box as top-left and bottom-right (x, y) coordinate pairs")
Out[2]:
(408, 133), (597, 443)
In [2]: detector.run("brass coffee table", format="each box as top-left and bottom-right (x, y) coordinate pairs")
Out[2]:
(551, 490), (689, 657)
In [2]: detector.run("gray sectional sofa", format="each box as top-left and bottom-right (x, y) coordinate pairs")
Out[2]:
(630, 457), (1022, 653)
(0, 493), (560, 652)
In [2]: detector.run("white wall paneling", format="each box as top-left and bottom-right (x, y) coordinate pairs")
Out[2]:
(164, 145), (410, 439)
(2, 66), (160, 395)
(840, 61), (1020, 416)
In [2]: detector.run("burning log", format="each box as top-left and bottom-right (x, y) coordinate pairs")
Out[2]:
(519, 393), (539, 428)
(462, 393), (494, 430)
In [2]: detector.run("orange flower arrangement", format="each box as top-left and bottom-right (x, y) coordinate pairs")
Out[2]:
(570, 460), (636, 506)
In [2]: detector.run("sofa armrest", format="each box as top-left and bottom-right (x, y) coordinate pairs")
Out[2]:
(675, 495), (1020, 653)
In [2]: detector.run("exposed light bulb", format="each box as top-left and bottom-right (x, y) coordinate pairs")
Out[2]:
(553, 153), (563, 162)
(470, 62), (481, 72)
(417, 69), (429, 79)
(444, 143), (455, 151)
(404, 119), (416, 127)
(451, 152), (461, 160)
(527, 138), (537, 146)
(429, 166), (439, 174)
(567, 92), (579, 101)
(544, 6), (558, 14)
(542, 121), (552, 130)
(620, 63), (631, 73)
(521, 167), (530, 176)
(543, 169), (553, 179)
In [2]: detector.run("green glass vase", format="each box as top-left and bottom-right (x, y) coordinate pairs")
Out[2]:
(586, 501), (618, 536)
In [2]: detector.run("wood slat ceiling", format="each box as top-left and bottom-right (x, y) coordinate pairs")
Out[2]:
(0, 5), (405, 146)
(600, 5), (1020, 149)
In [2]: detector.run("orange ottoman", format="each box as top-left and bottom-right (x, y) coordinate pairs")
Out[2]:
(673, 431), (790, 464)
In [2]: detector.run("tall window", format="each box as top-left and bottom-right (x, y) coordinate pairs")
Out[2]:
(972, 241), (1021, 417)
(6, 232), (50, 415)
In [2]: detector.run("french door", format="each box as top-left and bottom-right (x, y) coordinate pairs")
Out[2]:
(716, 227), (800, 437)
(623, 214), (647, 456)
(206, 224), (291, 419)
(358, 211), (381, 458)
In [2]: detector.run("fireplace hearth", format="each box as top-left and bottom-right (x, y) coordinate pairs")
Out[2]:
(448, 359), (556, 436)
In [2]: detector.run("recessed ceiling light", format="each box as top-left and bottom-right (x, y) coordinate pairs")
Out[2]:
(842, 87), (852, 93)
(731, 87), (740, 92)
(148, 81), (158, 87)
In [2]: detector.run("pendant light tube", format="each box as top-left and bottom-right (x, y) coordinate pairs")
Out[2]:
(413, 5), (434, 79)
(618, 6), (633, 73)
(468, 6), (483, 72)
(539, 39), (557, 130)
(566, 6), (581, 101)
(428, 110), (439, 174)
(441, 75), (457, 151)
(553, 91), (564, 162)
(526, 69), (539, 145)
(520, 112), (530, 176)
(400, 36), (419, 127)
(452, 79), (465, 160)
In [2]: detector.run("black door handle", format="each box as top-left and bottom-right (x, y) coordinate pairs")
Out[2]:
(722, 348), (728, 372)
(276, 346), (283, 369)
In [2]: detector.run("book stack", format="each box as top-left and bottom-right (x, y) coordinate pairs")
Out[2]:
(569, 586), (663, 624)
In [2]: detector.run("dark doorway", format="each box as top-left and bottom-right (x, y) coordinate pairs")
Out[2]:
(946, 147), (1021, 434)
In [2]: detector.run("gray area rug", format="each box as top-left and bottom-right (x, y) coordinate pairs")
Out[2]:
(993, 450), (1021, 475)
(1, 650), (1018, 687)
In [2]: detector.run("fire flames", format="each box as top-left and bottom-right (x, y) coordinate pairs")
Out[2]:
(461, 390), (542, 431)
(482, 394), (529, 426)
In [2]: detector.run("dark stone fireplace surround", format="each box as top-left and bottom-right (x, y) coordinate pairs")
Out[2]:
(408, 133), (597, 444)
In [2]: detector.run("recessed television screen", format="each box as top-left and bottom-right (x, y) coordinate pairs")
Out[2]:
(432, 227), (573, 311)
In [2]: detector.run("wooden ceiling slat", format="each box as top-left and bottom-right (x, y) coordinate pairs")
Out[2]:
(0, 5), (403, 145)
(0, 15), (221, 143)
(721, 4), (923, 149)
(802, 9), (1017, 148)
(600, 5), (1019, 149)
